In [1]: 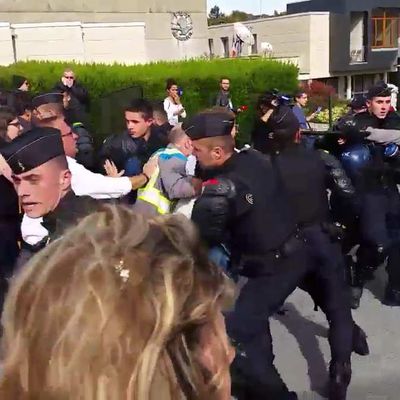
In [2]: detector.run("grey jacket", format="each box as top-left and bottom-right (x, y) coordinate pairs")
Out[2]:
(134, 145), (196, 216)
(366, 127), (400, 145)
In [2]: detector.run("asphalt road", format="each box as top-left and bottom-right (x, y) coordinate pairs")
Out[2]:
(271, 266), (399, 400)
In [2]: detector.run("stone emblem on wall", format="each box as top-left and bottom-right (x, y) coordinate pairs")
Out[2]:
(171, 12), (193, 41)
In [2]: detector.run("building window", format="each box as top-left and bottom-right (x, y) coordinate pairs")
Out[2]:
(350, 12), (368, 63)
(208, 39), (214, 56)
(372, 10), (400, 49)
(251, 34), (258, 55)
(221, 37), (229, 58)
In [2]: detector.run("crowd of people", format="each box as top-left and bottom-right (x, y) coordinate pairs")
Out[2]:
(0, 67), (400, 400)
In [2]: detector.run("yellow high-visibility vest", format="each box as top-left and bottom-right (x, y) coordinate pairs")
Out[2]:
(137, 147), (185, 215)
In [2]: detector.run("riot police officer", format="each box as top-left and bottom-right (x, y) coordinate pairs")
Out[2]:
(337, 83), (400, 307)
(252, 99), (369, 400)
(187, 111), (307, 399)
(187, 110), (363, 400)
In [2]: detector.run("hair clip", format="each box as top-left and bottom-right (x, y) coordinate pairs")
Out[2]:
(114, 259), (130, 283)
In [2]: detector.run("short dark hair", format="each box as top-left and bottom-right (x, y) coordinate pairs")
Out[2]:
(220, 77), (230, 83)
(125, 99), (153, 121)
(166, 78), (178, 91)
(294, 90), (306, 99)
(50, 154), (69, 171)
(204, 135), (235, 153)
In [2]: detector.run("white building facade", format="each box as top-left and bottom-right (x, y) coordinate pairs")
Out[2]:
(0, 0), (209, 65)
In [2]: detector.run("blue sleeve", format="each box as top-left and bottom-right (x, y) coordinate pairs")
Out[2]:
(292, 106), (308, 129)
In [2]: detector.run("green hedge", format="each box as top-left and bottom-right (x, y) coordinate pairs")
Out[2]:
(0, 59), (299, 145)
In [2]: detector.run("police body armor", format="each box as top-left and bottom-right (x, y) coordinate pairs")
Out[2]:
(192, 148), (304, 277)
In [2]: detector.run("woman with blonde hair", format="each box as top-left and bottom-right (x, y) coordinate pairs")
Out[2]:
(0, 206), (234, 400)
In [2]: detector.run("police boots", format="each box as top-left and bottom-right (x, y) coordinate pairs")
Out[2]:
(352, 324), (370, 356)
(347, 256), (376, 310)
(328, 361), (352, 400)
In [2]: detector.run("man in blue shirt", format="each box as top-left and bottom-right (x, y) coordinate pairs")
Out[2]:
(292, 90), (319, 130)
(293, 90), (320, 149)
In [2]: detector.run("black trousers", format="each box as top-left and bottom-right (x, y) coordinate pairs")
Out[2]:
(227, 226), (353, 398)
(357, 190), (400, 290)
(300, 225), (353, 363)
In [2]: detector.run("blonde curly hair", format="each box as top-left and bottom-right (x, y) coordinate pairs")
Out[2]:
(0, 206), (233, 400)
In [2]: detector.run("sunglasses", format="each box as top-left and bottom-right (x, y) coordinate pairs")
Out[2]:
(64, 76), (74, 79)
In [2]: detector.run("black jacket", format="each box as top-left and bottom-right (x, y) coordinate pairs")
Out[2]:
(270, 145), (357, 225)
(54, 81), (89, 109)
(213, 90), (235, 111)
(70, 122), (95, 171)
(350, 110), (400, 131)
(54, 80), (90, 126)
(251, 106), (300, 154)
(0, 139), (21, 271)
(98, 128), (168, 172)
(192, 149), (298, 265)
(17, 191), (98, 267)
(338, 111), (400, 192)
(0, 138), (19, 221)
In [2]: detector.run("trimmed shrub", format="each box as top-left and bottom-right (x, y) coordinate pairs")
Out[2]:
(0, 59), (299, 144)
(313, 103), (348, 124)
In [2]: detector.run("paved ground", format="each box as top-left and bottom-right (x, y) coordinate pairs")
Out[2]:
(271, 266), (399, 400)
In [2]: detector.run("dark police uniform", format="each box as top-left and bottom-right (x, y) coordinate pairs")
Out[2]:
(337, 84), (400, 307)
(186, 112), (308, 400)
(254, 107), (369, 399)
(1, 127), (97, 268)
(0, 138), (21, 311)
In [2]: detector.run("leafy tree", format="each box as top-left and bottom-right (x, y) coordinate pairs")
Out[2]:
(209, 5), (225, 20)
(207, 7), (274, 25)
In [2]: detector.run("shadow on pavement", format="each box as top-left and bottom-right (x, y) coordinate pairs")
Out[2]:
(273, 302), (329, 397)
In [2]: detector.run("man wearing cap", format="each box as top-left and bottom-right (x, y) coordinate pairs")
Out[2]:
(0, 127), (97, 265)
(258, 105), (370, 399)
(337, 83), (400, 307)
(186, 110), (309, 400)
(20, 93), (156, 250)
(333, 94), (367, 131)
(33, 92), (94, 169)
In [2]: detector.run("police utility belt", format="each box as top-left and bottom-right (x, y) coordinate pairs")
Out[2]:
(236, 229), (307, 278)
